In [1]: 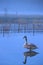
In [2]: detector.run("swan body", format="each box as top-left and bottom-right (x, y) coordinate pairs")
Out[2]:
(23, 36), (38, 50)
(24, 43), (38, 49)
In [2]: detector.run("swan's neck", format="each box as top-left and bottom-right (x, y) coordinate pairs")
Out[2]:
(25, 38), (27, 42)
(25, 39), (28, 45)
(24, 38), (28, 45)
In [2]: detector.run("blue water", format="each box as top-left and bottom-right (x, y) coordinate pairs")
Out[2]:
(0, 33), (43, 65)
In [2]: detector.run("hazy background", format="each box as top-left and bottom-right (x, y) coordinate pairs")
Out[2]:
(0, 0), (43, 14)
(0, 0), (43, 65)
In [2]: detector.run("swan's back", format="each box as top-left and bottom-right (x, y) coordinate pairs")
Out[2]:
(24, 43), (38, 49)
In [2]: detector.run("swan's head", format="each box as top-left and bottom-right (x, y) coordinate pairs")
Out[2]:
(23, 36), (27, 39)
(23, 36), (27, 42)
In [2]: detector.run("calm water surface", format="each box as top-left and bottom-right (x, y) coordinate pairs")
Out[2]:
(0, 33), (43, 65)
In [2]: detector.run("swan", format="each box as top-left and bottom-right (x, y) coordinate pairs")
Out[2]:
(23, 36), (38, 50)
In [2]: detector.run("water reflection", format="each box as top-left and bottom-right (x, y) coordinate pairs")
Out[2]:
(23, 51), (38, 64)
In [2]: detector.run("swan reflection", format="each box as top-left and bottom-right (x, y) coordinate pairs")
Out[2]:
(23, 51), (38, 64)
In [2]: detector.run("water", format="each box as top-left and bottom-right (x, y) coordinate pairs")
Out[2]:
(0, 33), (43, 65)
